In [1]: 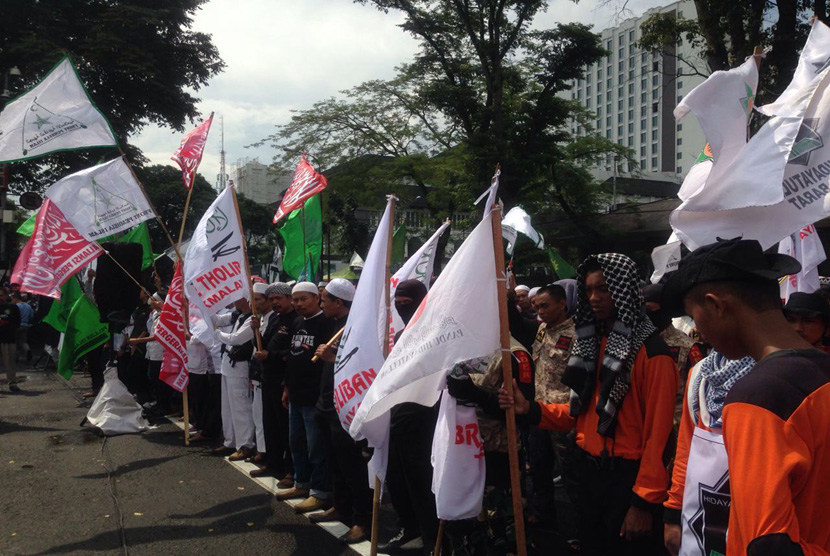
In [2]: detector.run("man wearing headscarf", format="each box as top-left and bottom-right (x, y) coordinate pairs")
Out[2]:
(500, 253), (678, 555)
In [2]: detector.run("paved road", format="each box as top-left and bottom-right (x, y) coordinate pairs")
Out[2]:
(0, 365), (361, 556)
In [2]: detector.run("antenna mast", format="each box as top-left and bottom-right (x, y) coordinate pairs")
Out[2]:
(216, 115), (227, 190)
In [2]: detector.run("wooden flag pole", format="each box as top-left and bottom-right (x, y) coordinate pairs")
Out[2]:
(176, 186), (196, 446)
(99, 248), (151, 298)
(370, 195), (397, 556)
(310, 326), (345, 363)
(490, 202), (527, 556)
(301, 205), (308, 279)
(230, 185), (263, 351)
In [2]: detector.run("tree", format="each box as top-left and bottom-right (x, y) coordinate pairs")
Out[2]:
(257, 1), (629, 253)
(0, 0), (224, 194)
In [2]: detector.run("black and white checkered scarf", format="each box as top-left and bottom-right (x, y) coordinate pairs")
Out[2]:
(561, 253), (656, 437)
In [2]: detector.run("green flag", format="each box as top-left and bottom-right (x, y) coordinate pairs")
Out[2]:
(119, 222), (154, 270)
(547, 248), (576, 280)
(43, 277), (84, 333)
(279, 195), (322, 280)
(391, 223), (406, 266)
(57, 295), (109, 379)
(16, 211), (38, 236)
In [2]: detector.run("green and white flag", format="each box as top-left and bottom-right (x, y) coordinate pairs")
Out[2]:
(45, 157), (154, 241)
(0, 57), (117, 163)
(279, 194), (322, 280)
(57, 295), (109, 379)
(43, 277), (84, 333)
(16, 211), (37, 237)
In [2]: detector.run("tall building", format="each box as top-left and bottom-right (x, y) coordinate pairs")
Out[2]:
(233, 158), (291, 205)
(564, 0), (707, 185)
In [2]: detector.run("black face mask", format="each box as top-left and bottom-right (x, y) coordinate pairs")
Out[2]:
(395, 301), (418, 325)
(647, 307), (672, 332)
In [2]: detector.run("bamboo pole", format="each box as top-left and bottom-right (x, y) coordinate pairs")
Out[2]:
(490, 203), (527, 556)
(310, 326), (345, 363)
(370, 196), (397, 556)
(176, 186), (196, 445)
(434, 520), (445, 556)
(229, 185), (263, 351)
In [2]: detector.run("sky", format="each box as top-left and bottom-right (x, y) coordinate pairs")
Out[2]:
(131, 0), (671, 187)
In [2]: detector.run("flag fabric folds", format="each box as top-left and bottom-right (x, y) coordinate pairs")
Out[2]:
(155, 262), (189, 391)
(0, 57), (117, 163)
(350, 213), (499, 453)
(171, 113), (214, 190)
(501, 206), (544, 255)
(11, 199), (103, 299)
(118, 222), (155, 270)
(184, 186), (251, 322)
(778, 224), (826, 300)
(16, 211), (37, 237)
(279, 195), (322, 280)
(57, 295), (109, 379)
(45, 157), (154, 241)
(547, 248), (576, 280)
(272, 154), (328, 224)
(335, 198), (394, 431)
(43, 277), (84, 332)
(650, 239), (682, 284)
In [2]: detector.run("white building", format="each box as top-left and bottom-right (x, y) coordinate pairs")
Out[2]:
(233, 158), (291, 205)
(564, 0), (708, 184)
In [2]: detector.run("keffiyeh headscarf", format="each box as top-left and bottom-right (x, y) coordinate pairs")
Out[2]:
(690, 351), (755, 429)
(561, 253), (657, 437)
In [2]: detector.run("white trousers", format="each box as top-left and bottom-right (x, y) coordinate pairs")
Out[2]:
(221, 374), (255, 450)
(252, 380), (265, 453)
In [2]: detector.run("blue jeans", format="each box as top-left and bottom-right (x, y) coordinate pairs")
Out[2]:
(288, 403), (330, 499)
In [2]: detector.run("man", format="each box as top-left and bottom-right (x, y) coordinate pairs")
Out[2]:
(381, 279), (439, 555)
(247, 282), (276, 464)
(644, 284), (704, 389)
(276, 282), (335, 515)
(500, 254), (678, 556)
(784, 291), (829, 351)
(526, 284), (576, 527)
(515, 284), (534, 317)
(129, 293), (167, 412)
(0, 290), (21, 392)
(662, 238), (830, 555)
(213, 296), (256, 461)
(252, 282), (295, 484)
(313, 279), (372, 544)
(11, 292), (33, 362)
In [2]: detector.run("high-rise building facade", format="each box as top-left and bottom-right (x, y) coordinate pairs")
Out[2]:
(564, 0), (707, 183)
(233, 158), (291, 205)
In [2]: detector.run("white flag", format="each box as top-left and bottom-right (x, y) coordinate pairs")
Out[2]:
(0, 58), (117, 163)
(650, 240), (682, 284)
(779, 224), (826, 300)
(501, 206), (544, 255)
(388, 221), (451, 351)
(184, 186), (251, 322)
(474, 168), (501, 219)
(335, 198), (394, 430)
(45, 158), (154, 241)
(350, 213), (499, 451)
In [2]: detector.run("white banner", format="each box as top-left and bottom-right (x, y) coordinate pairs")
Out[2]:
(501, 206), (544, 255)
(388, 221), (451, 351)
(350, 213), (499, 450)
(779, 223), (826, 300)
(335, 198), (394, 430)
(0, 57), (117, 163)
(45, 158), (154, 241)
(650, 240), (682, 284)
(184, 186), (251, 322)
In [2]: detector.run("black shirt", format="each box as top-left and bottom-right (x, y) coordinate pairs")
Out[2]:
(262, 309), (296, 385)
(285, 312), (335, 406)
(0, 303), (21, 344)
(317, 314), (349, 414)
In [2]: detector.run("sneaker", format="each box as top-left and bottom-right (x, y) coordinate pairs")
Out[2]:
(275, 487), (309, 501)
(308, 507), (346, 524)
(294, 496), (331, 514)
(340, 524), (369, 544)
(8, 382), (20, 393)
(277, 475), (294, 489)
(378, 529), (419, 554)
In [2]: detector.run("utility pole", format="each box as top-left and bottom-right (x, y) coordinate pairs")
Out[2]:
(216, 115), (227, 191)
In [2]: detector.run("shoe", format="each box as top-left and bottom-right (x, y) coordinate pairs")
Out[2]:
(294, 496), (331, 514)
(249, 466), (274, 478)
(378, 529), (419, 554)
(398, 537), (424, 552)
(554, 474), (564, 487)
(228, 447), (254, 461)
(247, 453), (264, 464)
(8, 382), (20, 393)
(308, 507), (346, 523)
(340, 524), (369, 544)
(277, 475), (294, 489)
(212, 445), (234, 456)
(82, 390), (96, 399)
(275, 487), (309, 501)
(188, 433), (211, 443)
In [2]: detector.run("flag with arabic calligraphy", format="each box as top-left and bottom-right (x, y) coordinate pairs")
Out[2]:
(155, 261), (189, 391)
(272, 154), (328, 223)
(171, 113), (214, 190)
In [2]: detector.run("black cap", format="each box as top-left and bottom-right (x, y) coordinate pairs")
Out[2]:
(784, 291), (828, 319)
(662, 238), (801, 316)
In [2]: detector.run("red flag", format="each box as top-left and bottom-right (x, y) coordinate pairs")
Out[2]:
(11, 199), (103, 298)
(171, 113), (214, 190)
(155, 261), (189, 391)
(272, 154), (328, 223)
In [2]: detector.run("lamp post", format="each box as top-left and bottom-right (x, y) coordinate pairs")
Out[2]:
(1, 66), (22, 273)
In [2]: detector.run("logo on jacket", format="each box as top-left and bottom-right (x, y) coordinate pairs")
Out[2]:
(689, 471), (730, 556)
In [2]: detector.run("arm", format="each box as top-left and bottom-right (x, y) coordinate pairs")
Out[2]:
(723, 402), (825, 556)
(665, 365), (698, 521)
(215, 319), (255, 346)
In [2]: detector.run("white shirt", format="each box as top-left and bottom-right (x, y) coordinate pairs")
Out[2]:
(186, 338), (211, 375)
(215, 313), (254, 378)
(145, 311), (164, 361)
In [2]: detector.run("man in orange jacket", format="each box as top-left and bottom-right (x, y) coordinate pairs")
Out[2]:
(500, 253), (678, 555)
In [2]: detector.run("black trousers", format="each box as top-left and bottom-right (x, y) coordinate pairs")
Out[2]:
(188, 373), (208, 429)
(320, 411), (373, 527)
(125, 350), (149, 401)
(262, 379), (291, 474)
(572, 448), (667, 556)
(147, 360), (174, 413)
(201, 374), (223, 438)
(387, 411), (439, 553)
(87, 346), (105, 393)
(528, 427), (579, 522)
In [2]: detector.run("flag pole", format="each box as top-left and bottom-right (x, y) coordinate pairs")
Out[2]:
(301, 205), (308, 279)
(370, 195), (396, 556)
(489, 177), (527, 556)
(98, 248), (151, 298)
(230, 184), (263, 351)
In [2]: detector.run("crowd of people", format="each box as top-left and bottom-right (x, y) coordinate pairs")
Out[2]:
(4, 236), (830, 556)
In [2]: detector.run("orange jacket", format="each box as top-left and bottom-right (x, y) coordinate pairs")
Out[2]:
(722, 349), (830, 555)
(528, 334), (678, 506)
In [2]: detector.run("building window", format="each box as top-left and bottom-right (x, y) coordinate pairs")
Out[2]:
(677, 81), (683, 89)
(641, 132), (646, 142)
(677, 152), (683, 159)
(640, 158), (646, 168)
(652, 129), (658, 140)
(652, 157), (658, 168)
(629, 30), (635, 41)
(606, 39), (612, 50)
(629, 44), (635, 55)
(641, 92), (647, 103)
(598, 68), (603, 79)
(652, 89), (659, 99)
(587, 73), (592, 84)
(628, 122), (634, 133)
(628, 136), (634, 146)
(640, 146), (646, 156)
(677, 94), (683, 102)
(652, 102), (659, 113)
(606, 129), (612, 139)
(619, 74), (624, 85)
(597, 92), (603, 104)
(607, 78), (612, 89)
(628, 109), (634, 120)
(597, 106), (603, 117)
(629, 69), (635, 81)
(619, 61), (624, 71)
(618, 113), (623, 123)
(677, 137), (682, 146)
(618, 99), (624, 110)
(628, 96), (634, 107)
(641, 78), (647, 89)
(628, 83), (634, 94)
(587, 98), (592, 108)
(619, 35), (624, 45)
(677, 166), (683, 173)
(606, 116), (612, 126)
(587, 85), (591, 96)
(618, 48), (625, 59)
(596, 119), (601, 128)
(677, 123), (683, 131)
(652, 144), (658, 154)
(641, 119), (647, 130)
(642, 52), (648, 62)
(653, 75), (659, 86)
(652, 61), (659, 72)
(598, 81), (603, 92)
(652, 115), (658, 127)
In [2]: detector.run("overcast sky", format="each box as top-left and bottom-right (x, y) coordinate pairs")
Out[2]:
(131, 0), (671, 187)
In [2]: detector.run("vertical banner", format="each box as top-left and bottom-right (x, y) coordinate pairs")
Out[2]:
(155, 262), (189, 391)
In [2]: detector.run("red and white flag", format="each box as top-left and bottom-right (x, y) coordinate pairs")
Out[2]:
(11, 199), (103, 298)
(171, 113), (214, 190)
(272, 154), (328, 223)
(778, 223), (826, 300)
(155, 261), (189, 391)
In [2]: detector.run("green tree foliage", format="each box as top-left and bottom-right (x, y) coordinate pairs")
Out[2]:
(256, 1), (630, 252)
(0, 0), (224, 194)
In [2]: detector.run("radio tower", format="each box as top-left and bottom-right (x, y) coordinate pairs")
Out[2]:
(216, 115), (228, 190)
